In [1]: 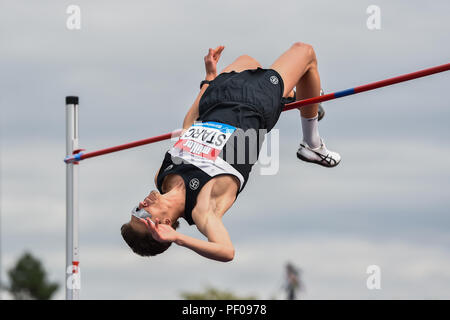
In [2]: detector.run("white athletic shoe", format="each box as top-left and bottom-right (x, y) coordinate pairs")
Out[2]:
(296, 139), (341, 168)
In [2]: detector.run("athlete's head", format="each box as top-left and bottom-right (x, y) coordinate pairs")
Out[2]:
(120, 190), (180, 257)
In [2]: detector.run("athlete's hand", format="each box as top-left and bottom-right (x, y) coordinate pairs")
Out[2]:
(146, 218), (179, 243)
(204, 45), (225, 80)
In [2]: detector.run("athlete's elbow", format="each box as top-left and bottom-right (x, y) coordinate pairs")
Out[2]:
(222, 248), (235, 262)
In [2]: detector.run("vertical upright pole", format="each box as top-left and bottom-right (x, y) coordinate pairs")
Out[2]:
(65, 96), (80, 300)
(0, 139), (2, 300)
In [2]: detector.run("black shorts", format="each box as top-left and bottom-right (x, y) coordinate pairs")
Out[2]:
(198, 68), (290, 132)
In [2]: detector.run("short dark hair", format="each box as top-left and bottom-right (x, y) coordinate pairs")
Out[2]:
(121, 220), (180, 257)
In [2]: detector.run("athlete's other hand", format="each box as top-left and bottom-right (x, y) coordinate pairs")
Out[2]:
(146, 218), (178, 243)
(204, 45), (225, 80)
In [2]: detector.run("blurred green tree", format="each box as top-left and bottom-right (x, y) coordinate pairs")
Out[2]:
(181, 286), (257, 300)
(7, 251), (59, 300)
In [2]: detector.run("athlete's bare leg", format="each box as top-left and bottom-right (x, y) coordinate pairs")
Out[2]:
(270, 42), (320, 118)
(270, 42), (341, 167)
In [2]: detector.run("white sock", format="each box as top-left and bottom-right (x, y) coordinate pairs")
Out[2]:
(301, 115), (321, 148)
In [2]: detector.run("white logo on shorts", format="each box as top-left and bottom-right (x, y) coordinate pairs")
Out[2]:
(270, 75), (279, 85)
(164, 164), (174, 171)
(189, 178), (200, 190)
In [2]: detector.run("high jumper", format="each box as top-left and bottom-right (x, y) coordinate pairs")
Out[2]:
(120, 43), (342, 262)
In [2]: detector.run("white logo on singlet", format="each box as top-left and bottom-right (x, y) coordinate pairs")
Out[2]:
(270, 75), (279, 85)
(189, 178), (200, 190)
(164, 164), (173, 171)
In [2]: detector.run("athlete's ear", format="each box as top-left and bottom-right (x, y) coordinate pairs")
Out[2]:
(164, 218), (172, 225)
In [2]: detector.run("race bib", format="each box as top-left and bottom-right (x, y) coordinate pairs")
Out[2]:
(173, 121), (236, 161)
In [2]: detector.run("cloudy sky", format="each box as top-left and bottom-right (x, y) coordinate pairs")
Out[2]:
(1, 0), (449, 299)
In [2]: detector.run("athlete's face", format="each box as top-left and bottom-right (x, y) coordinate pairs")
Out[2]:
(130, 190), (170, 232)
(138, 190), (160, 211)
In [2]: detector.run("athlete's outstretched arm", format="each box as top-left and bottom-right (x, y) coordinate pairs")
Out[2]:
(176, 213), (235, 262)
(175, 232), (235, 262)
(182, 46), (225, 130)
(147, 214), (235, 262)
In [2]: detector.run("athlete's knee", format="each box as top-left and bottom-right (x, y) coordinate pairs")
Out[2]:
(291, 42), (317, 64)
(236, 54), (255, 61)
(235, 54), (261, 66)
(291, 41), (313, 52)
